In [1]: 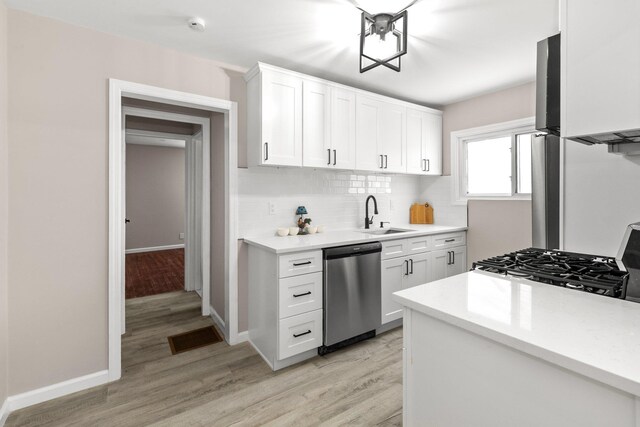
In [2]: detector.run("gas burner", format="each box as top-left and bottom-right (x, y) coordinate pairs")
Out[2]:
(472, 248), (628, 299)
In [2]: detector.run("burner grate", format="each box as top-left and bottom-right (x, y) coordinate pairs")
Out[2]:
(472, 248), (628, 298)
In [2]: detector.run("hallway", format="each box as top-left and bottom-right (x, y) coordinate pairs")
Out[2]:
(125, 249), (184, 299)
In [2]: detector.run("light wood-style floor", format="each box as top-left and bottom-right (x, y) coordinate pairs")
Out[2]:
(7, 291), (403, 426)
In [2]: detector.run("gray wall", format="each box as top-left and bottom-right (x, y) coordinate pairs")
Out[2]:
(6, 9), (245, 395)
(442, 81), (536, 176)
(125, 144), (185, 250)
(442, 81), (536, 267)
(467, 200), (533, 268)
(563, 143), (640, 256)
(0, 0), (9, 408)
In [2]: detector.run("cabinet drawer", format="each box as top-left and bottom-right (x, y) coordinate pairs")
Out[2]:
(278, 309), (323, 360)
(382, 239), (409, 260)
(279, 272), (323, 319)
(278, 250), (322, 278)
(407, 235), (430, 255)
(432, 232), (466, 250)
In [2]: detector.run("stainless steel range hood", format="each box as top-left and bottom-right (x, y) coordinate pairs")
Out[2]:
(568, 130), (640, 155)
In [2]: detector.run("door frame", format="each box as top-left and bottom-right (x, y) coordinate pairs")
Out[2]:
(109, 79), (239, 382)
(122, 106), (211, 330)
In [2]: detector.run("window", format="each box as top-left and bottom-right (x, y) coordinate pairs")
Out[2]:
(452, 118), (535, 204)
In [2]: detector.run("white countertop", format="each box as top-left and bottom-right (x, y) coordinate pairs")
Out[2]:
(393, 270), (640, 396)
(242, 224), (467, 254)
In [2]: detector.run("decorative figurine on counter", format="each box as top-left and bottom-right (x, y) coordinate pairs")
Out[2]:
(295, 206), (312, 232)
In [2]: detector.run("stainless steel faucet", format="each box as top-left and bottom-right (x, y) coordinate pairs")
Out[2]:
(364, 195), (379, 229)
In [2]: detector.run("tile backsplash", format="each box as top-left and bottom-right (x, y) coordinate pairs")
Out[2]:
(237, 167), (467, 238)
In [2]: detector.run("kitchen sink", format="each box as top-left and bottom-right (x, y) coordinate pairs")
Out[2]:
(363, 228), (415, 235)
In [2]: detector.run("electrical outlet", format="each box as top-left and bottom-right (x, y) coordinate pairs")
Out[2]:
(179, 232), (185, 240)
(268, 201), (276, 215)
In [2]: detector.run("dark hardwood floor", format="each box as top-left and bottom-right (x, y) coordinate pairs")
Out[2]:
(125, 248), (184, 299)
(6, 291), (403, 426)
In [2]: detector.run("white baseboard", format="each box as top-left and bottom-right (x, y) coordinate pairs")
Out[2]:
(125, 244), (184, 254)
(209, 306), (226, 340)
(7, 370), (109, 412)
(236, 330), (249, 343)
(0, 399), (9, 427)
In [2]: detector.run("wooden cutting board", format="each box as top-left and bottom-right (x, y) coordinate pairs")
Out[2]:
(410, 203), (434, 224)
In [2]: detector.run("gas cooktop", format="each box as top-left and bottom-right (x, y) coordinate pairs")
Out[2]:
(472, 248), (629, 298)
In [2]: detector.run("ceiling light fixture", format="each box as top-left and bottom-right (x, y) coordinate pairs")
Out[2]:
(357, 1), (417, 73)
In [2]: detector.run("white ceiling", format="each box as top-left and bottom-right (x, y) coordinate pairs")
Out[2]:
(4, 0), (559, 106)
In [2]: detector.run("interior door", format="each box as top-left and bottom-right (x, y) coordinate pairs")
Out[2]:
(261, 70), (303, 166)
(356, 95), (383, 171)
(380, 102), (407, 173)
(302, 80), (331, 168)
(331, 87), (357, 169)
(381, 256), (408, 324)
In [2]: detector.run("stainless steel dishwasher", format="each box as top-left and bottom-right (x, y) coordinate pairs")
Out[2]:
(319, 241), (382, 355)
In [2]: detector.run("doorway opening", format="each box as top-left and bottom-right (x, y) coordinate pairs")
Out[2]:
(109, 80), (239, 382)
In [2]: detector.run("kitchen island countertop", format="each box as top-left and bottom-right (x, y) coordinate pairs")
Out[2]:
(393, 270), (640, 397)
(243, 224), (467, 254)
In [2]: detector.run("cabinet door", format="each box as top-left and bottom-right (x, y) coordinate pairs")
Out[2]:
(405, 252), (430, 290)
(261, 71), (303, 166)
(446, 246), (467, 277)
(380, 102), (407, 173)
(563, 0), (640, 138)
(430, 249), (449, 283)
(302, 81), (331, 168)
(406, 109), (425, 174)
(423, 112), (442, 175)
(331, 87), (357, 169)
(381, 256), (408, 324)
(356, 95), (384, 172)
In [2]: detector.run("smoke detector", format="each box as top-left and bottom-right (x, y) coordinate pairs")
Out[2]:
(188, 17), (206, 32)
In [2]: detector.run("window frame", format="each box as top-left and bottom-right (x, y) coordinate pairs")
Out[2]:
(451, 117), (536, 205)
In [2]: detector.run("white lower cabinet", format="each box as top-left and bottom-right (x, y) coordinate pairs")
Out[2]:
(381, 233), (467, 326)
(381, 252), (430, 324)
(431, 246), (467, 282)
(278, 309), (323, 360)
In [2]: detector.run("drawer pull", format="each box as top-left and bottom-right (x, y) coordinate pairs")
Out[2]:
(293, 330), (312, 338)
(293, 291), (312, 298)
(293, 261), (312, 267)
(444, 238), (456, 243)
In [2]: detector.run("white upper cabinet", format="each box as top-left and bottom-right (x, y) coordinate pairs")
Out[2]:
(302, 81), (332, 168)
(246, 63), (442, 175)
(303, 82), (357, 169)
(562, 0), (640, 138)
(379, 102), (407, 173)
(406, 109), (443, 175)
(356, 95), (384, 171)
(247, 68), (303, 167)
(330, 87), (357, 169)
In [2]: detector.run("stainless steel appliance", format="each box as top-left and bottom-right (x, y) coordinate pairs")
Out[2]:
(533, 33), (561, 249)
(616, 222), (640, 302)
(320, 242), (382, 354)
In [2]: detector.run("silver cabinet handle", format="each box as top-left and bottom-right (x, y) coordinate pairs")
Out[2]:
(333, 149), (337, 166)
(264, 142), (269, 161)
(327, 148), (331, 165)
